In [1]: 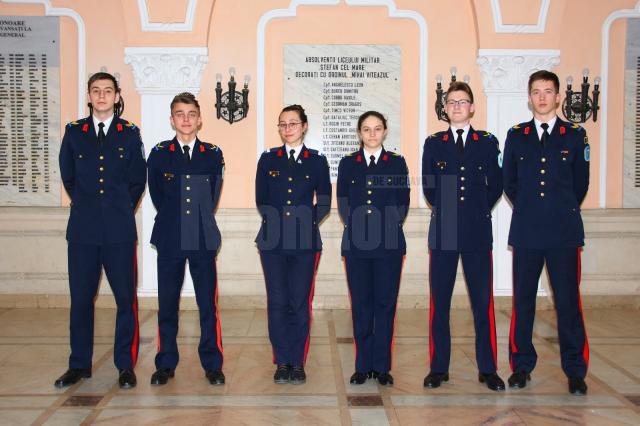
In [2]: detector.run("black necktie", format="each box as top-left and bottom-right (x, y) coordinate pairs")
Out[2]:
(289, 149), (295, 166)
(183, 144), (191, 164)
(455, 129), (464, 154)
(540, 123), (549, 148)
(368, 155), (376, 168)
(98, 122), (106, 147)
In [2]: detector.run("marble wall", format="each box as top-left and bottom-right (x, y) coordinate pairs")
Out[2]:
(0, 206), (639, 309)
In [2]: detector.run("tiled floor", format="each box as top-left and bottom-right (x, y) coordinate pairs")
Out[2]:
(1, 307), (639, 425)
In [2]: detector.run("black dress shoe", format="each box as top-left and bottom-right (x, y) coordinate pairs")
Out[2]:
(350, 372), (368, 385)
(377, 372), (394, 386)
(290, 366), (306, 385)
(206, 369), (225, 385)
(150, 368), (174, 386)
(274, 364), (290, 384)
(568, 377), (587, 396)
(54, 368), (91, 388)
(423, 372), (449, 388)
(478, 373), (505, 391)
(118, 369), (137, 389)
(508, 371), (530, 389)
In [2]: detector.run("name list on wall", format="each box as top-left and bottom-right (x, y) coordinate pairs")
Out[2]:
(284, 45), (400, 181)
(0, 16), (60, 206)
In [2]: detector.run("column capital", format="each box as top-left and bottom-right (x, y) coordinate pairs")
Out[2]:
(124, 47), (209, 95)
(476, 49), (560, 95)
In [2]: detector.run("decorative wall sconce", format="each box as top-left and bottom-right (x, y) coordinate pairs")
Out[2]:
(215, 67), (250, 124)
(562, 68), (600, 123)
(434, 67), (470, 122)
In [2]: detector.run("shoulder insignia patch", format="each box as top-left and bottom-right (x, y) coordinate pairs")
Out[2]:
(125, 121), (138, 130)
(584, 145), (590, 162)
(512, 124), (520, 130)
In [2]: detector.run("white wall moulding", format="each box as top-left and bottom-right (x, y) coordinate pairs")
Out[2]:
(124, 47), (209, 95)
(256, 0), (428, 159)
(476, 48), (561, 296)
(136, 0), (198, 32)
(124, 47), (209, 295)
(599, 1), (640, 208)
(476, 49), (561, 95)
(1, 0), (86, 117)
(1, 207), (639, 304)
(490, 0), (550, 34)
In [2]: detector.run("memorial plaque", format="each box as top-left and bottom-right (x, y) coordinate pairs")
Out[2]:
(284, 45), (400, 181)
(0, 16), (60, 205)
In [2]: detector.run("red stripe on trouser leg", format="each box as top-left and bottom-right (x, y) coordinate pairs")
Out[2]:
(131, 248), (139, 367)
(577, 248), (589, 366)
(343, 257), (357, 367)
(428, 250), (434, 366)
(214, 259), (224, 369)
(259, 255), (277, 364)
(488, 251), (498, 369)
(389, 256), (405, 370)
(157, 327), (161, 353)
(303, 252), (321, 366)
(509, 249), (517, 372)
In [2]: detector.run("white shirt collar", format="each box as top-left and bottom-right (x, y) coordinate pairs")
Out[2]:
(450, 124), (470, 146)
(285, 143), (303, 161)
(363, 146), (383, 166)
(177, 138), (197, 158)
(534, 116), (557, 138)
(92, 114), (114, 137)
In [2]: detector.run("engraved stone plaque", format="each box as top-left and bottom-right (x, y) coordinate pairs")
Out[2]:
(0, 16), (60, 205)
(284, 45), (401, 181)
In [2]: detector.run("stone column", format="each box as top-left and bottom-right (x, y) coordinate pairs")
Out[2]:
(476, 49), (560, 295)
(124, 47), (209, 296)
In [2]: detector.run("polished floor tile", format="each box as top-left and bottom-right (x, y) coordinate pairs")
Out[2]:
(0, 307), (638, 425)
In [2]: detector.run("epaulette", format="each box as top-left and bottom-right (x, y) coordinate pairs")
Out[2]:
(346, 151), (358, 157)
(307, 148), (323, 156)
(201, 141), (219, 151)
(390, 151), (402, 157)
(124, 120), (138, 130)
(66, 118), (87, 128)
(269, 147), (281, 153)
(571, 123), (585, 133)
(511, 124), (520, 130)
(153, 140), (172, 150)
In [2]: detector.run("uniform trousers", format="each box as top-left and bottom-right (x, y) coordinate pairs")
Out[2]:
(67, 242), (139, 370)
(344, 255), (403, 374)
(155, 255), (223, 371)
(428, 250), (498, 374)
(509, 247), (588, 378)
(260, 251), (320, 366)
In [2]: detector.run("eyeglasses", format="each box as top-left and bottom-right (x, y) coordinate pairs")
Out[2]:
(445, 99), (471, 107)
(277, 122), (302, 131)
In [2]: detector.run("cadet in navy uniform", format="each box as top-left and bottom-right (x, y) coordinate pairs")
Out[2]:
(56, 72), (146, 389)
(147, 93), (226, 386)
(255, 104), (331, 384)
(337, 111), (409, 387)
(503, 70), (590, 396)
(422, 82), (505, 391)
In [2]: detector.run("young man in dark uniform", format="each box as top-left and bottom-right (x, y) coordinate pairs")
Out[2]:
(255, 105), (331, 384)
(422, 81), (504, 391)
(147, 92), (225, 386)
(503, 70), (590, 395)
(56, 72), (146, 389)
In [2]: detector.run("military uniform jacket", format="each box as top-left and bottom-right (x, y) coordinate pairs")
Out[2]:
(147, 138), (224, 256)
(422, 127), (503, 252)
(503, 118), (589, 249)
(337, 148), (410, 258)
(255, 145), (331, 253)
(59, 117), (146, 244)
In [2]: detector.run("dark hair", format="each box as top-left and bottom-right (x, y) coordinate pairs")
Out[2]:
(445, 81), (474, 104)
(280, 104), (308, 124)
(171, 92), (200, 113)
(528, 70), (560, 93)
(87, 72), (124, 117)
(357, 111), (387, 131)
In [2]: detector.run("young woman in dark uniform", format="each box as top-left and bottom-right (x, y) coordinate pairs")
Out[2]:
(255, 105), (331, 384)
(337, 111), (410, 386)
